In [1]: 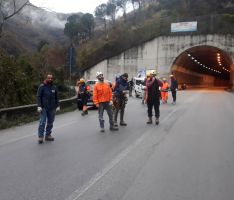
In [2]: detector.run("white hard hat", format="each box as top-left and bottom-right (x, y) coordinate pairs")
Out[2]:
(96, 71), (103, 77)
(150, 70), (157, 75)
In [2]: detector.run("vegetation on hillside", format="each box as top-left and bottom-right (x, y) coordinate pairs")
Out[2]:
(0, 0), (234, 108)
(66, 0), (234, 71)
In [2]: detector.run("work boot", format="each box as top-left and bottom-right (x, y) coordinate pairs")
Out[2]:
(155, 117), (159, 125)
(38, 137), (43, 144)
(114, 121), (118, 127)
(110, 127), (119, 131)
(45, 135), (55, 141)
(120, 121), (127, 126)
(100, 128), (105, 132)
(146, 117), (153, 124)
(85, 110), (88, 115)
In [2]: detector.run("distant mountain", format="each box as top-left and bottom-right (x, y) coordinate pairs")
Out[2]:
(0, 3), (73, 55)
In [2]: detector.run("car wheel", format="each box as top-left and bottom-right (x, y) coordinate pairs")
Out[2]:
(135, 90), (139, 98)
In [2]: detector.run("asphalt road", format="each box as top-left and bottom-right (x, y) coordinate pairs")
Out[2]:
(0, 89), (234, 200)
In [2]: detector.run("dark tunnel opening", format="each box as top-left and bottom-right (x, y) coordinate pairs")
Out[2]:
(171, 45), (233, 88)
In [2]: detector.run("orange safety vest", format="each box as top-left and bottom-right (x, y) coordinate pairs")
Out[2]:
(161, 82), (169, 91)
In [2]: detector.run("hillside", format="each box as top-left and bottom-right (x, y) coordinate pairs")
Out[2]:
(0, 4), (69, 55)
(74, 0), (234, 71)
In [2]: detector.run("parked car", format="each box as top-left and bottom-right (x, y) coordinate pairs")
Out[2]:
(133, 77), (146, 98)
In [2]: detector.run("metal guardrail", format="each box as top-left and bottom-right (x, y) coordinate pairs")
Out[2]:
(0, 97), (77, 129)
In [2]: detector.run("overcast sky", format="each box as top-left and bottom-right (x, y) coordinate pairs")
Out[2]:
(30, 0), (108, 14)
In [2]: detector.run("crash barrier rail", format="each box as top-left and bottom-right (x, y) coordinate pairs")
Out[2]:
(0, 97), (77, 129)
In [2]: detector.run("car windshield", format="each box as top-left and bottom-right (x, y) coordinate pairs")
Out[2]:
(87, 80), (97, 91)
(135, 80), (145, 86)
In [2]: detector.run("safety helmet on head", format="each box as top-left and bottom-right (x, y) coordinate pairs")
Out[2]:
(170, 74), (174, 77)
(96, 71), (103, 78)
(163, 78), (166, 81)
(150, 70), (157, 76)
(79, 78), (85, 83)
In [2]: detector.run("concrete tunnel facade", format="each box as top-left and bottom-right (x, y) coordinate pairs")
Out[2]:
(84, 34), (234, 88)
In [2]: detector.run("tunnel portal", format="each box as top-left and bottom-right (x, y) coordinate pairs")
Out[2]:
(171, 46), (233, 88)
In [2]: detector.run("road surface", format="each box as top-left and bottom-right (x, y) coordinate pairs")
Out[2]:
(0, 88), (234, 200)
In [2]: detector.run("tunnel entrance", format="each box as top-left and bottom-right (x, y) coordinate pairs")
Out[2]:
(171, 46), (233, 88)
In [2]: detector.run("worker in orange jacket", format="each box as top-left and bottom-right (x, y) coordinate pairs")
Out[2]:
(161, 78), (169, 104)
(93, 72), (118, 132)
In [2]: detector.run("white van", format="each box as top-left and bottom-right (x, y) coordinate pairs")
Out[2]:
(133, 77), (146, 98)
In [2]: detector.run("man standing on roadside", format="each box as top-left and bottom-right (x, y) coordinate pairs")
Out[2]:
(170, 74), (178, 104)
(145, 71), (163, 125)
(37, 74), (60, 144)
(93, 71), (118, 132)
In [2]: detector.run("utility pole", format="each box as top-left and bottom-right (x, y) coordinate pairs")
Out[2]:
(69, 44), (73, 97)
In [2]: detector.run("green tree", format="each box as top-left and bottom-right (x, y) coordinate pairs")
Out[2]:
(81, 13), (95, 40)
(106, 0), (118, 25)
(95, 4), (107, 34)
(0, 49), (34, 108)
(64, 14), (83, 42)
(116, 0), (128, 20)
(64, 13), (94, 43)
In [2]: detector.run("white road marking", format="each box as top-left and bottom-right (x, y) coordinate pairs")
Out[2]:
(65, 99), (192, 200)
(0, 121), (77, 147)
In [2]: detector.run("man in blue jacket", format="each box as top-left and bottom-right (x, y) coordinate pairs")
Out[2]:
(37, 74), (60, 144)
(113, 73), (129, 127)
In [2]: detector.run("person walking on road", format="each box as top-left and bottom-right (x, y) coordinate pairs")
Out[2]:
(170, 74), (178, 105)
(161, 78), (169, 104)
(145, 71), (163, 125)
(113, 73), (129, 127)
(77, 78), (90, 116)
(128, 78), (133, 97)
(93, 72), (118, 132)
(37, 74), (60, 144)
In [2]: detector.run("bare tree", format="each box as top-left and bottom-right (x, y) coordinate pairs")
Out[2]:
(0, 0), (31, 37)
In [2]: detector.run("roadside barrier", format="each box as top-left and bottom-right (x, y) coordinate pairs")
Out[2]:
(0, 97), (77, 129)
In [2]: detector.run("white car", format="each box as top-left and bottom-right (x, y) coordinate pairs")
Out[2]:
(133, 77), (146, 98)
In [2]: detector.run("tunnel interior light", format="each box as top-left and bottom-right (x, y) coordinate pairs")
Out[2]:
(188, 53), (222, 74)
(216, 52), (230, 73)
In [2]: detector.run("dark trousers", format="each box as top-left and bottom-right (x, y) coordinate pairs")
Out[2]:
(38, 108), (55, 137)
(171, 90), (177, 102)
(147, 99), (160, 118)
(98, 102), (114, 128)
(113, 97), (126, 123)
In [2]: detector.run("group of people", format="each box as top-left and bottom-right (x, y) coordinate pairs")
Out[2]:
(142, 74), (178, 105)
(161, 74), (178, 105)
(36, 72), (178, 143)
(93, 72), (129, 132)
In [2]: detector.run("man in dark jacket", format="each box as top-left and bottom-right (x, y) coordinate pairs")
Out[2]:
(170, 74), (178, 104)
(37, 74), (60, 144)
(113, 73), (129, 126)
(146, 71), (163, 125)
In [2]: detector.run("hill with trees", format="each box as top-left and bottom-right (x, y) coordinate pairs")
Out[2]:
(0, 0), (234, 108)
(66, 0), (234, 72)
